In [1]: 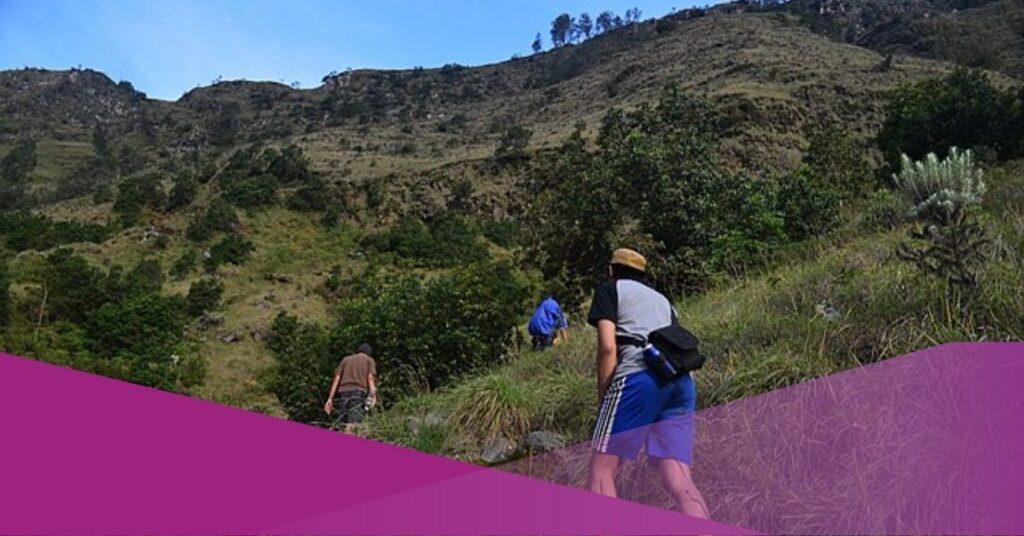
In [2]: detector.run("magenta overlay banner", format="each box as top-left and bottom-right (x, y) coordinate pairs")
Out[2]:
(0, 351), (750, 535)
(2, 343), (1023, 535)
(502, 343), (1024, 535)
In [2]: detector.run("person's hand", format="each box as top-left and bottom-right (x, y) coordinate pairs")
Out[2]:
(367, 394), (377, 409)
(323, 399), (333, 416)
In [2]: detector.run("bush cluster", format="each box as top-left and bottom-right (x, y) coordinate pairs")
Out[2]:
(1, 250), (205, 391)
(204, 235), (255, 272)
(113, 172), (166, 227)
(878, 68), (1024, 172)
(217, 143), (320, 210)
(186, 278), (224, 317)
(0, 139), (36, 210)
(527, 87), (846, 308)
(266, 259), (534, 422)
(170, 249), (199, 279)
(0, 211), (111, 252)
(166, 172), (198, 212)
(361, 215), (489, 268)
(186, 199), (239, 242)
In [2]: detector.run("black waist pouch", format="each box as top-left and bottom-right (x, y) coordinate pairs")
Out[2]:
(648, 324), (706, 377)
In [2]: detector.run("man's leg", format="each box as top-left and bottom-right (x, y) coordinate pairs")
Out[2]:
(588, 451), (620, 498)
(338, 393), (358, 434)
(344, 393), (368, 434)
(656, 457), (710, 518)
(650, 374), (707, 517)
(589, 374), (649, 498)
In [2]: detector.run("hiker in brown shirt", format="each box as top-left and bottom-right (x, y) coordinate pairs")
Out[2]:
(323, 343), (378, 433)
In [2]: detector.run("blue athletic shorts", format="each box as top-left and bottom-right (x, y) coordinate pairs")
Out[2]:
(591, 369), (696, 465)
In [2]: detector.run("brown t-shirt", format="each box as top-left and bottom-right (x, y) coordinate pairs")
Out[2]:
(335, 352), (376, 393)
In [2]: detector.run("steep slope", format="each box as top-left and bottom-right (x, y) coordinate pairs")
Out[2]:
(3, 11), (967, 215)
(367, 160), (1024, 462)
(1, 5), (1016, 412)
(784, 0), (1024, 78)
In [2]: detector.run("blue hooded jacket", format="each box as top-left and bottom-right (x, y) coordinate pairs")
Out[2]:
(528, 297), (568, 337)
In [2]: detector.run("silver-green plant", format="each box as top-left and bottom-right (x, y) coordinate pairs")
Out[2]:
(894, 148), (990, 293)
(893, 147), (986, 226)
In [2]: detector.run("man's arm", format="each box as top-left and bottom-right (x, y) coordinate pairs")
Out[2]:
(324, 374), (341, 415)
(558, 310), (569, 343)
(596, 319), (617, 404)
(366, 373), (378, 408)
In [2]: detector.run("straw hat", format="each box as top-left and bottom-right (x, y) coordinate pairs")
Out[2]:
(610, 248), (647, 272)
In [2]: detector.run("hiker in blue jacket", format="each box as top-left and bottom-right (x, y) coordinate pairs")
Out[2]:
(528, 294), (569, 351)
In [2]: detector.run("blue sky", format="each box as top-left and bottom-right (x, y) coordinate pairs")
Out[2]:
(0, 0), (722, 100)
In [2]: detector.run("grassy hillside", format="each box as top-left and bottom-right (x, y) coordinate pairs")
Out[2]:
(784, 0), (1024, 79)
(1, 1), (1021, 422)
(3, 11), (960, 199)
(366, 160), (1024, 462)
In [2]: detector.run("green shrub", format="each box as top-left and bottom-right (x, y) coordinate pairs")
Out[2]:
(705, 178), (788, 276)
(170, 249), (198, 278)
(86, 293), (187, 363)
(166, 172), (198, 212)
(429, 216), (489, 264)
(0, 211), (110, 252)
(223, 173), (280, 209)
(267, 259), (534, 422)
(41, 248), (108, 324)
(878, 69), (1024, 171)
(265, 313), (331, 424)
(362, 215), (488, 268)
(804, 126), (872, 198)
(53, 156), (114, 202)
(0, 139), (37, 184)
(287, 176), (329, 212)
(9, 250), (198, 392)
(859, 189), (909, 232)
(0, 139), (36, 209)
(216, 144), (314, 211)
(113, 173), (166, 227)
(124, 258), (165, 295)
(3, 318), (201, 393)
(268, 144), (312, 184)
(204, 235), (255, 272)
(332, 259), (533, 399)
(186, 199), (238, 241)
(528, 87), (734, 306)
(186, 278), (223, 317)
(774, 167), (841, 241)
(494, 125), (533, 163)
(92, 184), (115, 204)
(481, 219), (521, 248)
(709, 224), (784, 277)
(362, 217), (431, 260)
(655, 18), (678, 34)
(530, 87), (855, 306)
(321, 205), (343, 229)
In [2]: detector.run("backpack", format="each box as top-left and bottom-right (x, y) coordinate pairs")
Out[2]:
(646, 323), (706, 381)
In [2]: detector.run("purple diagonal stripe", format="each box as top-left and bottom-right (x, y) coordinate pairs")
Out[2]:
(0, 353), (755, 535)
(267, 469), (760, 535)
(501, 343), (1024, 535)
